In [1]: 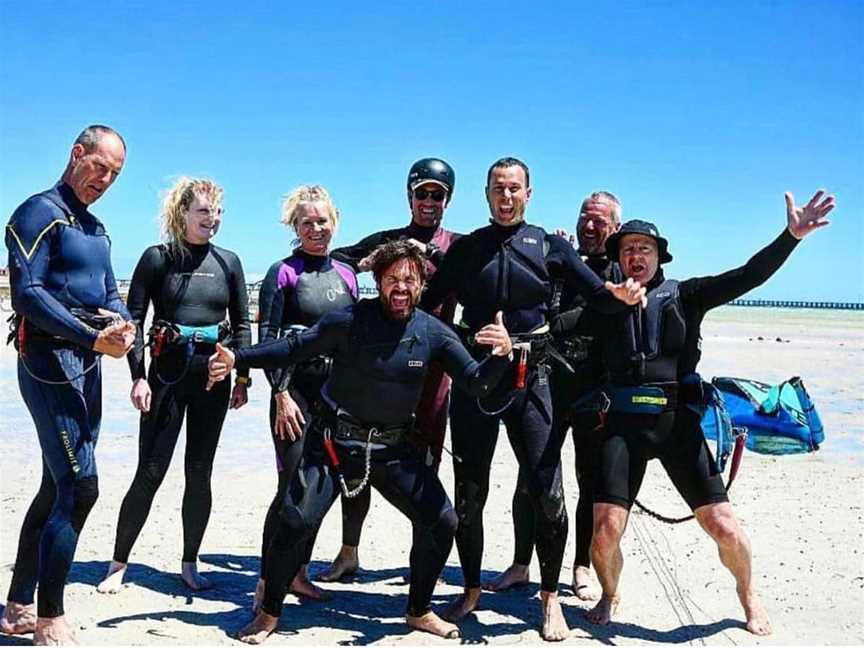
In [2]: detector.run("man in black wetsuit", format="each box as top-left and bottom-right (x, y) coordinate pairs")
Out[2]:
(326, 158), (461, 580)
(586, 190), (836, 636)
(207, 240), (514, 643)
(420, 158), (646, 641)
(487, 191), (622, 600)
(1, 125), (135, 645)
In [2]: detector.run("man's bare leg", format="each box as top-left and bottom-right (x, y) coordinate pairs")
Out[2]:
(290, 564), (331, 601)
(586, 503), (628, 625)
(96, 560), (128, 594)
(406, 611), (460, 639)
(0, 601), (37, 635)
(318, 545), (359, 582)
(694, 502), (772, 636)
(483, 563), (530, 591)
(237, 611), (278, 645)
(441, 586), (480, 622)
(540, 591), (569, 641)
(572, 565), (600, 601)
(33, 616), (77, 646)
(181, 561), (211, 590)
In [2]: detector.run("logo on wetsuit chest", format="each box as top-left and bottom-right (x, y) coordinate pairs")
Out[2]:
(522, 237), (538, 245)
(408, 360), (424, 368)
(655, 291), (672, 298)
(326, 285), (346, 302)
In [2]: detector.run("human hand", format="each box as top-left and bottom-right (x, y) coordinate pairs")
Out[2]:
(207, 343), (236, 390)
(786, 189), (835, 240)
(474, 311), (513, 357)
(130, 378), (152, 412)
(553, 228), (576, 245)
(93, 320), (135, 358)
(274, 390), (306, 441)
(405, 238), (428, 255)
(357, 251), (377, 273)
(605, 278), (647, 308)
(230, 383), (248, 409)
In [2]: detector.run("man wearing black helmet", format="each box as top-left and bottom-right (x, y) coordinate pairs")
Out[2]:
(587, 190), (836, 636)
(421, 158), (646, 641)
(326, 158), (461, 581)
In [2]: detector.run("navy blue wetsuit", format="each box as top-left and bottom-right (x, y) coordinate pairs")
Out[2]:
(110, 242), (251, 565)
(235, 298), (509, 619)
(256, 250), (357, 576)
(5, 182), (130, 618)
(420, 220), (627, 593)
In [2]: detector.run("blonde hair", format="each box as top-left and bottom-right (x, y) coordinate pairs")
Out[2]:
(280, 185), (340, 235)
(160, 177), (224, 257)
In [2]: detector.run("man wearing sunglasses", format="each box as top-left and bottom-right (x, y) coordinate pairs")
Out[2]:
(327, 158), (461, 582)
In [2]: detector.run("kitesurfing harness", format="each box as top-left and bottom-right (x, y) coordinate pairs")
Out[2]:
(147, 319), (231, 385)
(7, 310), (121, 385)
(321, 407), (416, 499)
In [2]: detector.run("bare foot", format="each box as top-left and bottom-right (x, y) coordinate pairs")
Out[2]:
(483, 563), (530, 592)
(0, 601), (36, 635)
(96, 560), (128, 594)
(572, 565), (600, 601)
(290, 565), (332, 601)
(318, 546), (359, 582)
(739, 588), (772, 636)
(585, 595), (619, 625)
(540, 591), (569, 641)
(252, 578), (265, 614)
(441, 587), (481, 622)
(181, 561), (211, 590)
(406, 611), (461, 639)
(236, 612), (278, 645)
(33, 615), (77, 646)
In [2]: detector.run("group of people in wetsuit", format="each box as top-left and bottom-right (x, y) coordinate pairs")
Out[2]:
(1, 124), (835, 645)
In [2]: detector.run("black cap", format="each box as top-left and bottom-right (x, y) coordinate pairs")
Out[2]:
(407, 158), (455, 199)
(605, 219), (673, 263)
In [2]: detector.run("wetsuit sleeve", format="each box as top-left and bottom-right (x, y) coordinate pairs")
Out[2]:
(125, 246), (162, 380)
(545, 235), (626, 314)
(331, 231), (387, 272)
(5, 197), (99, 349)
(420, 234), (469, 313)
(680, 229), (801, 313)
(227, 252), (252, 379)
(235, 308), (351, 370)
(257, 261), (291, 391)
(431, 320), (510, 397)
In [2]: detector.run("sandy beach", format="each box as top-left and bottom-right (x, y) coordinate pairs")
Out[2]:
(1, 306), (862, 646)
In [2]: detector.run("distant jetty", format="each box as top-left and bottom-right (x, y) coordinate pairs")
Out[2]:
(0, 276), (861, 313)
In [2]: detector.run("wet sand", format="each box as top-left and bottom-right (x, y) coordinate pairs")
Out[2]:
(1, 306), (862, 645)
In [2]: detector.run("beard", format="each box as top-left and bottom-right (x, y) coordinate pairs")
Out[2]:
(380, 290), (420, 320)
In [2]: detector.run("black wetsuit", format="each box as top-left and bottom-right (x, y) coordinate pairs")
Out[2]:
(510, 253), (615, 570)
(110, 242), (250, 564)
(256, 250), (357, 577)
(594, 230), (800, 510)
(420, 220), (627, 593)
(5, 182), (130, 618)
(332, 222), (459, 547)
(236, 298), (509, 618)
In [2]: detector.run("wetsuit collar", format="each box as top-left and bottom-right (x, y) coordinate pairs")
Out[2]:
(404, 221), (441, 243)
(55, 182), (89, 215)
(645, 268), (666, 292)
(294, 248), (332, 271)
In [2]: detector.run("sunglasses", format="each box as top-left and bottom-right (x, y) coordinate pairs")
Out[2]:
(413, 187), (446, 202)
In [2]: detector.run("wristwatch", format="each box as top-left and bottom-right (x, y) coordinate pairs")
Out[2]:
(235, 375), (252, 387)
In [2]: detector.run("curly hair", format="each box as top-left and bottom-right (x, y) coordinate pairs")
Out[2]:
(370, 239), (428, 285)
(280, 185), (340, 236)
(160, 177), (224, 258)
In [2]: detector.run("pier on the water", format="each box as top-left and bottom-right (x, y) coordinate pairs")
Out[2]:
(729, 299), (863, 311)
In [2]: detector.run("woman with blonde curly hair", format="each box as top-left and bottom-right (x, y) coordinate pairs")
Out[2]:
(97, 177), (251, 593)
(252, 184), (358, 610)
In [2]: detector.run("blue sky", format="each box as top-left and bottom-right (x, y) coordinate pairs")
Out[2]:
(2, 1), (861, 300)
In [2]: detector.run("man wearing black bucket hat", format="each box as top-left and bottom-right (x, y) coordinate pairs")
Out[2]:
(587, 190), (836, 635)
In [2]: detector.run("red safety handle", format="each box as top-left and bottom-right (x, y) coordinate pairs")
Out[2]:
(514, 345), (528, 389)
(323, 436), (341, 468)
